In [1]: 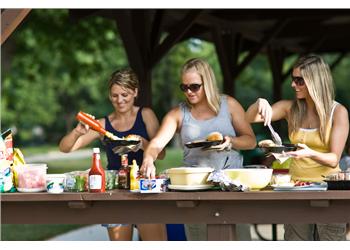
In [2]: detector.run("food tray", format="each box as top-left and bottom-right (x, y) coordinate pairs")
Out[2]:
(185, 140), (223, 149)
(103, 137), (140, 146)
(260, 143), (298, 153)
(326, 180), (350, 190)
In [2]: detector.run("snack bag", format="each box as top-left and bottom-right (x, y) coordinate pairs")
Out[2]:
(0, 136), (14, 192)
(11, 148), (26, 187)
(1, 129), (14, 163)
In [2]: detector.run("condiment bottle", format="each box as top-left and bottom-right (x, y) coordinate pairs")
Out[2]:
(130, 160), (140, 192)
(76, 111), (116, 140)
(89, 147), (106, 193)
(118, 154), (130, 189)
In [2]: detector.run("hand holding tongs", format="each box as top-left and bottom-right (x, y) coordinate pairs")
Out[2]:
(267, 123), (282, 146)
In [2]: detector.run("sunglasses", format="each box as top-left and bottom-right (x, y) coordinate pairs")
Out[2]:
(291, 75), (305, 86)
(179, 83), (202, 92)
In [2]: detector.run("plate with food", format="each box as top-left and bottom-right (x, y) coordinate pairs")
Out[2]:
(272, 181), (327, 191)
(185, 132), (224, 149)
(104, 134), (141, 146)
(258, 139), (298, 153)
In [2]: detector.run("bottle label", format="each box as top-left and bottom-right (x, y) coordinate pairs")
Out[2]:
(89, 175), (102, 190)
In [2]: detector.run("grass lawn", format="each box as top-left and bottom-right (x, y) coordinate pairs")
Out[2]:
(1, 146), (183, 241)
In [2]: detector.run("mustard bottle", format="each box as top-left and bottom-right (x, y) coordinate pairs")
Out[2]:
(130, 160), (140, 192)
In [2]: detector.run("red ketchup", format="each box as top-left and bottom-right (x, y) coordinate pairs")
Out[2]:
(76, 111), (116, 140)
(89, 147), (106, 193)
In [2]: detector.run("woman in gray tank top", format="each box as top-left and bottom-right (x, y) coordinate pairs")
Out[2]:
(141, 58), (257, 241)
(141, 58), (256, 178)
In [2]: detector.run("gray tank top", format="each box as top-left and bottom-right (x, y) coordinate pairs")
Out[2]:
(180, 95), (243, 170)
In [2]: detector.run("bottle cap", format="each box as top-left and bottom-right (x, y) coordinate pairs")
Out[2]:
(93, 147), (100, 153)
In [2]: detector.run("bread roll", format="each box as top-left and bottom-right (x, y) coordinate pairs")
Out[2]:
(258, 139), (275, 147)
(206, 131), (223, 141)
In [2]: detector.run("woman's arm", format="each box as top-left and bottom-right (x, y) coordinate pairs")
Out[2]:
(141, 107), (180, 178)
(288, 105), (349, 167)
(59, 120), (102, 152)
(227, 96), (256, 150)
(245, 98), (292, 126)
(141, 107), (166, 159)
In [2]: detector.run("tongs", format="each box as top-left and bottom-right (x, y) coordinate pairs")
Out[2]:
(267, 123), (282, 146)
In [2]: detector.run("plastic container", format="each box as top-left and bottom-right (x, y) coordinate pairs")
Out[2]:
(65, 171), (89, 192)
(105, 170), (117, 190)
(167, 167), (213, 186)
(46, 174), (66, 194)
(16, 164), (47, 192)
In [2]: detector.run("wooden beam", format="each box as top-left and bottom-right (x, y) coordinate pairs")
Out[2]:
(233, 19), (289, 79)
(151, 10), (203, 66)
(150, 10), (164, 52)
(212, 27), (242, 96)
(114, 10), (154, 107)
(267, 46), (285, 102)
(281, 36), (326, 82)
(1, 9), (31, 45)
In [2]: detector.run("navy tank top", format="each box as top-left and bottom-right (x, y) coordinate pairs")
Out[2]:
(103, 107), (149, 170)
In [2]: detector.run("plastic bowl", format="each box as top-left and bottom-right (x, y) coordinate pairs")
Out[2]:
(167, 167), (214, 186)
(224, 168), (273, 190)
(16, 163), (47, 192)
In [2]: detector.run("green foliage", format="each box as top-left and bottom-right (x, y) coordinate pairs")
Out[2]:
(2, 9), (350, 148)
(1, 10), (127, 144)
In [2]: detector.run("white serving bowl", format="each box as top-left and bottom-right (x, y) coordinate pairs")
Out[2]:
(223, 168), (273, 190)
(167, 167), (214, 186)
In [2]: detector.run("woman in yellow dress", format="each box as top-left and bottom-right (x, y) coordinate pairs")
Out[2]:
(246, 54), (349, 240)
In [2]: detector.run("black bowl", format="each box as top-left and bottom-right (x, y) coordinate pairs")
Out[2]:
(325, 180), (350, 190)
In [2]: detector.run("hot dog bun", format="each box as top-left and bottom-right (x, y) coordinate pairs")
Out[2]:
(124, 134), (140, 141)
(258, 139), (275, 147)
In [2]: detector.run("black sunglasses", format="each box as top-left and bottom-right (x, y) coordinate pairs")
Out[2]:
(291, 75), (305, 86)
(179, 83), (202, 92)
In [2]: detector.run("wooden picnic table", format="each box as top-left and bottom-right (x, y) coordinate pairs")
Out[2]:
(2, 189), (350, 240)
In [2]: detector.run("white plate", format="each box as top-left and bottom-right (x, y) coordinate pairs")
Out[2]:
(272, 184), (327, 191)
(17, 187), (46, 193)
(168, 184), (213, 191)
(271, 183), (295, 188)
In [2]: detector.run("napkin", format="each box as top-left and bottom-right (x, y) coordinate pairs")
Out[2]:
(270, 152), (290, 164)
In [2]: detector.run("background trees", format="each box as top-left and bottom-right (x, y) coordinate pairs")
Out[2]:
(1, 9), (350, 146)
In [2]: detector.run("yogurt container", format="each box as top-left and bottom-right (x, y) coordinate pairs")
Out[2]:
(46, 174), (65, 194)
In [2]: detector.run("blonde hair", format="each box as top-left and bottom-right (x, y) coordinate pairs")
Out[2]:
(108, 68), (139, 94)
(289, 55), (335, 143)
(181, 58), (221, 114)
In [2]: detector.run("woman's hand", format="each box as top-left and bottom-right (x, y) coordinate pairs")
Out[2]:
(74, 122), (89, 136)
(287, 143), (316, 159)
(256, 98), (272, 126)
(140, 156), (156, 179)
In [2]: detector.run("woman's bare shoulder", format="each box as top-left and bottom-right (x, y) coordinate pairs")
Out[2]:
(334, 103), (348, 118)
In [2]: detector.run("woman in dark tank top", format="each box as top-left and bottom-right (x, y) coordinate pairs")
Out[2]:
(59, 68), (166, 241)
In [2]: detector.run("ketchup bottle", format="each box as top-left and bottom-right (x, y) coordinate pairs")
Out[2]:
(76, 111), (116, 140)
(89, 147), (106, 193)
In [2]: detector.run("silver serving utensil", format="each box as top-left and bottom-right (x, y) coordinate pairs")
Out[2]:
(267, 123), (282, 146)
